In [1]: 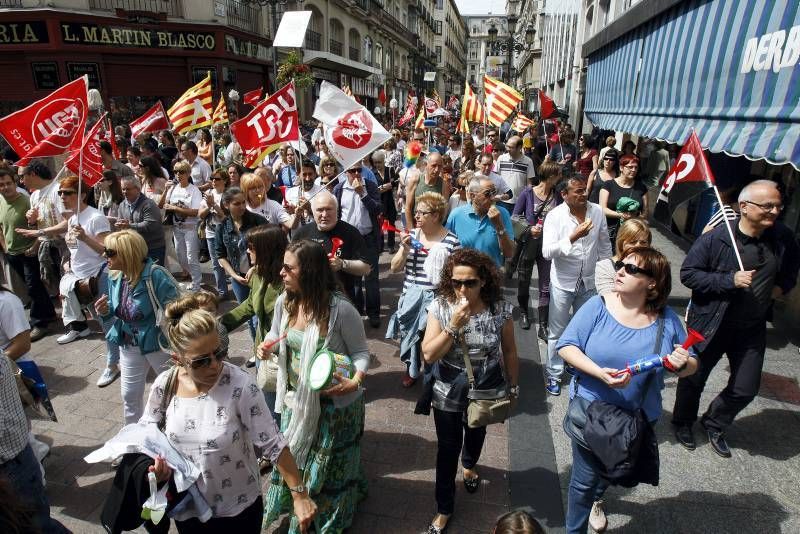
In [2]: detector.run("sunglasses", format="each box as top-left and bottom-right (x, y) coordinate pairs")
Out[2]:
(188, 346), (227, 370)
(614, 260), (654, 277)
(452, 278), (480, 289)
(346, 168), (362, 174)
(57, 190), (76, 196)
(103, 248), (117, 258)
(211, 176), (225, 181)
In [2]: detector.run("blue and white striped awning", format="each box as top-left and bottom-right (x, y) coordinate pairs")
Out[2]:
(584, 0), (800, 171)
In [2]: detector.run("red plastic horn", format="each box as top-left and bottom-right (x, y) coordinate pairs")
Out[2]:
(381, 219), (400, 233)
(328, 237), (344, 258)
(279, 185), (287, 206)
(682, 328), (705, 350)
(261, 332), (288, 352)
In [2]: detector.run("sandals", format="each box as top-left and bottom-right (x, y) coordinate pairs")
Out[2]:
(463, 472), (481, 494)
(426, 514), (450, 534)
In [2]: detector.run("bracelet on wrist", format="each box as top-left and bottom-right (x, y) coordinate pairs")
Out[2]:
(443, 325), (459, 339)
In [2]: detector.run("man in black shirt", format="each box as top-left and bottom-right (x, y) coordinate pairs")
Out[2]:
(673, 180), (800, 458)
(292, 191), (372, 307)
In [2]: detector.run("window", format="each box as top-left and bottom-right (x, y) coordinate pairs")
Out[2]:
(375, 43), (383, 69)
(436, 21), (442, 35)
(435, 45), (442, 63)
(364, 36), (373, 65)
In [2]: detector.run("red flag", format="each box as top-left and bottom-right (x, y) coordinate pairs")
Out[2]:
(230, 82), (299, 166)
(378, 87), (387, 105)
(654, 130), (716, 227)
(129, 101), (170, 139)
(103, 115), (120, 160)
(65, 112), (107, 187)
(447, 95), (459, 110)
(539, 90), (557, 120)
(0, 77), (88, 165)
(398, 95), (416, 126)
(243, 87), (263, 107)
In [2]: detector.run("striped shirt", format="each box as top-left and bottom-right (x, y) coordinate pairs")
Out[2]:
(402, 230), (461, 292)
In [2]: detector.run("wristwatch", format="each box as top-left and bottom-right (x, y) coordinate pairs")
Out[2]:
(509, 385), (520, 398)
(496, 228), (506, 236)
(289, 484), (306, 494)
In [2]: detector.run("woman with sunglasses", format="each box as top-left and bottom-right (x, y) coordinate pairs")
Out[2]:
(594, 218), (652, 297)
(389, 192), (460, 388)
(94, 229), (178, 424)
(420, 248), (519, 534)
(159, 160), (203, 291)
(598, 154), (649, 247)
(221, 225), (287, 415)
(556, 246), (696, 534)
(262, 239), (369, 533)
(139, 296), (317, 533)
(199, 169), (231, 298)
(318, 156), (339, 186)
(587, 149), (620, 204)
(240, 172), (295, 232)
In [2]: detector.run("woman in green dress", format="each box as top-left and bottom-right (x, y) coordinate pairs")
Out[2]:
(261, 239), (369, 533)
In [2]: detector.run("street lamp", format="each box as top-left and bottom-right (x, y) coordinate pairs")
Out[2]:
(486, 18), (536, 85)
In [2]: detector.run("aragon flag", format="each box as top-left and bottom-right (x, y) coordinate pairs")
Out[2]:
(167, 73), (213, 134)
(653, 130), (716, 228)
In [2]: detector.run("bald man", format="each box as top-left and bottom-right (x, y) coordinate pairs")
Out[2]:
(496, 135), (537, 211)
(404, 152), (451, 227)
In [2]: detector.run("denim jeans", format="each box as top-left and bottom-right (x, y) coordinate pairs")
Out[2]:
(0, 444), (68, 533)
(566, 439), (609, 534)
(546, 283), (595, 379)
(206, 236), (228, 296)
(148, 246), (166, 267)
(230, 277), (257, 340)
(119, 345), (171, 424)
(173, 222), (202, 291)
(97, 268), (121, 367)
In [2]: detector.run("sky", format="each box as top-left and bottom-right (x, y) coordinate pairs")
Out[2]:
(455, 0), (503, 16)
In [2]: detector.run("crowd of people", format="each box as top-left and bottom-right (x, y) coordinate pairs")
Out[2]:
(0, 112), (797, 534)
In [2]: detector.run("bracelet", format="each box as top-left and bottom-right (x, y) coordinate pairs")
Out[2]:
(341, 258), (348, 271)
(352, 374), (363, 386)
(443, 324), (459, 339)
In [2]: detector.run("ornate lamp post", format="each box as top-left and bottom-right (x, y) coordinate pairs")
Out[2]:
(487, 2), (535, 85)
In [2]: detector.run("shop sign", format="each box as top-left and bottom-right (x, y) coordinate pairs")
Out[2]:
(0, 21), (48, 44)
(61, 23), (216, 51)
(31, 62), (60, 90)
(67, 62), (101, 89)
(312, 68), (338, 83)
(225, 35), (270, 61)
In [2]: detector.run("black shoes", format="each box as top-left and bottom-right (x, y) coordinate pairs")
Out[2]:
(537, 322), (549, 342)
(674, 424), (696, 451)
(520, 312), (531, 330)
(369, 316), (381, 329)
(705, 427), (732, 458)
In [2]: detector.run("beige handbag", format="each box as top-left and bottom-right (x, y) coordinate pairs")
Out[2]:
(256, 355), (280, 392)
(461, 336), (513, 428)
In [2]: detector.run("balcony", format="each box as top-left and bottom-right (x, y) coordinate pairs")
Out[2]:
(349, 47), (360, 62)
(226, 0), (261, 35)
(0, 0), (23, 6)
(88, 0), (183, 17)
(305, 29), (322, 51)
(330, 39), (343, 56)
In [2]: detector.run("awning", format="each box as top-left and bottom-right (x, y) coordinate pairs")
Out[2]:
(584, 0), (800, 171)
(303, 50), (381, 80)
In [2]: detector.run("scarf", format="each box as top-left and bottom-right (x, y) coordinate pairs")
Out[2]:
(274, 305), (322, 469)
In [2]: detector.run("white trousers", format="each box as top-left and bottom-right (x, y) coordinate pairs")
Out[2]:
(172, 223), (202, 291)
(546, 284), (596, 379)
(119, 345), (171, 425)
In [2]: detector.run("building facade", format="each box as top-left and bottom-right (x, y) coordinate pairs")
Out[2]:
(433, 0), (467, 100)
(464, 14), (509, 93)
(538, 0), (580, 122)
(508, 0), (542, 113)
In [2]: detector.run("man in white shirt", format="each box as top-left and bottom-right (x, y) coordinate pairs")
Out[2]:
(496, 136), (536, 211)
(181, 141), (212, 191)
(542, 176), (612, 395)
(477, 153), (513, 206)
(332, 166), (383, 327)
(285, 159), (322, 226)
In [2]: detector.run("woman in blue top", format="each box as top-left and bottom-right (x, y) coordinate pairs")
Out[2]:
(95, 229), (179, 424)
(556, 246), (697, 534)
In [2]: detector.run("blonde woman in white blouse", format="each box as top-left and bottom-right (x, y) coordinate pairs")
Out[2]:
(141, 297), (316, 532)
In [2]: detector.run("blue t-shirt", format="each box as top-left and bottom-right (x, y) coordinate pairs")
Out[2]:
(556, 295), (691, 422)
(360, 165), (378, 184)
(445, 203), (514, 267)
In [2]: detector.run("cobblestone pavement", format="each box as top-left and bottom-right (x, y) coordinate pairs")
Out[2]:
(29, 226), (800, 532)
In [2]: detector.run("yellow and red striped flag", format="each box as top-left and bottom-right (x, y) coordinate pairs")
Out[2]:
(212, 93), (229, 125)
(342, 85), (354, 99)
(167, 73), (213, 134)
(460, 81), (485, 124)
(483, 75), (522, 127)
(414, 104), (425, 129)
(457, 114), (469, 135)
(432, 88), (442, 108)
(511, 113), (534, 132)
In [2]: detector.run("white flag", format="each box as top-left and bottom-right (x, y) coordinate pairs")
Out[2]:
(313, 81), (390, 172)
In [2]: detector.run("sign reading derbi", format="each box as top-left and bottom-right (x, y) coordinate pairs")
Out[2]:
(61, 23), (216, 51)
(740, 24), (800, 74)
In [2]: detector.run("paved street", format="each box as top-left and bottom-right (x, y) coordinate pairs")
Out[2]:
(28, 226), (800, 532)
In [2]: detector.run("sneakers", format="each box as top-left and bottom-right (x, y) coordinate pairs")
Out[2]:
(589, 499), (608, 532)
(97, 365), (121, 388)
(545, 377), (561, 396)
(56, 327), (92, 344)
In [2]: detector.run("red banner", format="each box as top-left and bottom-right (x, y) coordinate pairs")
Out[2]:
(0, 77), (88, 165)
(243, 87), (263, 107)
(129, 101), (170, 139)
(65, 112), (107, 187)
(230, 82), (299, 164)
(539, 90), (557, 120)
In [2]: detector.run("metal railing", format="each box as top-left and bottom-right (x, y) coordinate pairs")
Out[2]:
(88, 0), (183, 17)
(0, 0), (23, 7)
(226, 0), (261, 35)
(330, 39), (343, 56)
(305, 29), (322, 51)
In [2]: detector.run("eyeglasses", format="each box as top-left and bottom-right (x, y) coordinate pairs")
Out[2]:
(174, 169), (188, 174)
(480, 189), (497, 198)
(613, 260), (654, 277)
(103, 248), (117, 258)
(323, 162), (336, 167)
(415, 210), (434, 216)
(57, 190), (76, 196)
(211, 176), (225, 181)
(744, 200), (783, 212)
(187, 346), (227, 370)
(452, 278), (480, 288)
(281, 263), (297, 273)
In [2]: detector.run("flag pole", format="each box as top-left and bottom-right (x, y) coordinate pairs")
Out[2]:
(713, 188), (744, 270)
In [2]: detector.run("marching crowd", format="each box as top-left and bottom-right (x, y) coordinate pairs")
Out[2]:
(0, 115), (798, 534)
